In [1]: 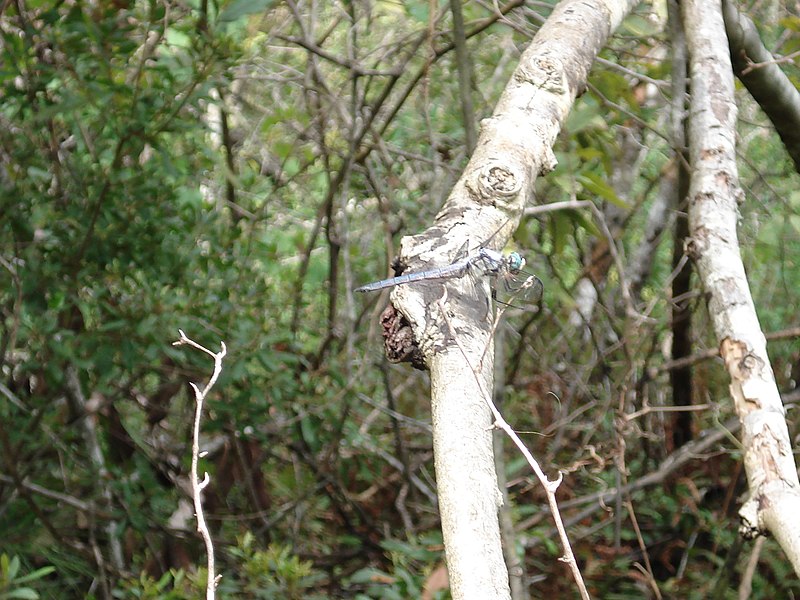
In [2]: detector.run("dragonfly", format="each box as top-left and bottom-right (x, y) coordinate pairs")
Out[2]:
(355, 245), (544, 309)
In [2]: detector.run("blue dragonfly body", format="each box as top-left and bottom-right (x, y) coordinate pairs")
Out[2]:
(356, 246), (543, 307)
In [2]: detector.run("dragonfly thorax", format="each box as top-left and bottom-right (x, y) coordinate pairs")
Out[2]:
(505, 251), (525, 273)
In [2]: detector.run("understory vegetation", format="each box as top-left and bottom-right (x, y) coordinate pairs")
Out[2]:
(1, 1), (800, 598)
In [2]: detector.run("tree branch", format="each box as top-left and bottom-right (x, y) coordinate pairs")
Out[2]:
(437, 291), (590, 599)
(682, 0), (800, 574)
(172, 330), (227, 599)
(381, 0), (638, 596)
(722, 0), (800, 173)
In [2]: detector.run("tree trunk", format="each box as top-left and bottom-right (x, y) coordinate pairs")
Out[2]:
(682, 0), (800, 574)
(386, 0), (638, 595)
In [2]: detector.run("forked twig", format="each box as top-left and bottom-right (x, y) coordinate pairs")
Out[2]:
(435, 292), (590, 600)
(172, 329), (227, 600)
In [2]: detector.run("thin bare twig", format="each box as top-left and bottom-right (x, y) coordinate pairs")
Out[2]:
(172, 329), (227, 600)
(624, 403), (711, 422)
(65, 366), (125, 575)
(0, 473), (100, 513)
(435, 290), (591, 600)
(740, 49), (800, 76)
(739, 536), (766, 598)
(524, 200), (637, 319)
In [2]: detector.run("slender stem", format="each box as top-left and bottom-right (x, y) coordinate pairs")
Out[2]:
(172, 330), (227, 600)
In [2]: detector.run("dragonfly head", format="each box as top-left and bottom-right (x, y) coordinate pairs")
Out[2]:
(506, 251), (525, 273)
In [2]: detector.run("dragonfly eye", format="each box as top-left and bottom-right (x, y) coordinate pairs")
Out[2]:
(507, 252), (525, 272)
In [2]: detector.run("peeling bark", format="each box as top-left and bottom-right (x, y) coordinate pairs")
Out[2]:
(682, 0), (800, 574)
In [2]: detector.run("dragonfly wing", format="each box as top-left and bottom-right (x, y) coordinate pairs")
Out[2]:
(454, 239), (471, 261)
(494, 269), (543, 308)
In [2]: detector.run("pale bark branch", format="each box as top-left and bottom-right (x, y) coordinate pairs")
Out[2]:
(682, 0), (800, 574)
(64, 366), (125, 578)
(172, 330), (227, 600)
(383, 0), (638, 596)
(436, 292), (590, 600)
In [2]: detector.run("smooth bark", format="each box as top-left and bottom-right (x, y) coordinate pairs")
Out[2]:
(722, 0), (800, 173)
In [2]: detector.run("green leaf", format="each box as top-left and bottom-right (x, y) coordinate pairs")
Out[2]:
(5, 555), (20, 581)
(218, 0), (274, 23)
(551, 211), (571, 256)
(779, 15), (800, 31)
(566, 104), (607, 134)
(622, 14), (660, 37)
(571, 207), (602, 238)
(349, 567), (395, 584)
(577, 172), (630, 208)
(8, 567), (55, 585)
(299, 415), (317, 447)
(789, 214), (800, 235)
(0, 554), (8, 578)
(1, 588), (40, 600)
(405, 2), (429, 22)
(165, 28), (191, 48)
(788, 190), (800, 210)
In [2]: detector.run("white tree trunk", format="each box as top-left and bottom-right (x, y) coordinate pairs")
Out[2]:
(682, 0), (800, 574)
(387, 0), (637, 596)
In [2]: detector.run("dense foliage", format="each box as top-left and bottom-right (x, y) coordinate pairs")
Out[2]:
(1, 1), (800, 598)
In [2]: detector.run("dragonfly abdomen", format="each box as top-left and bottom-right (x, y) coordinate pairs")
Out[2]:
(354, 259), (471, 293)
